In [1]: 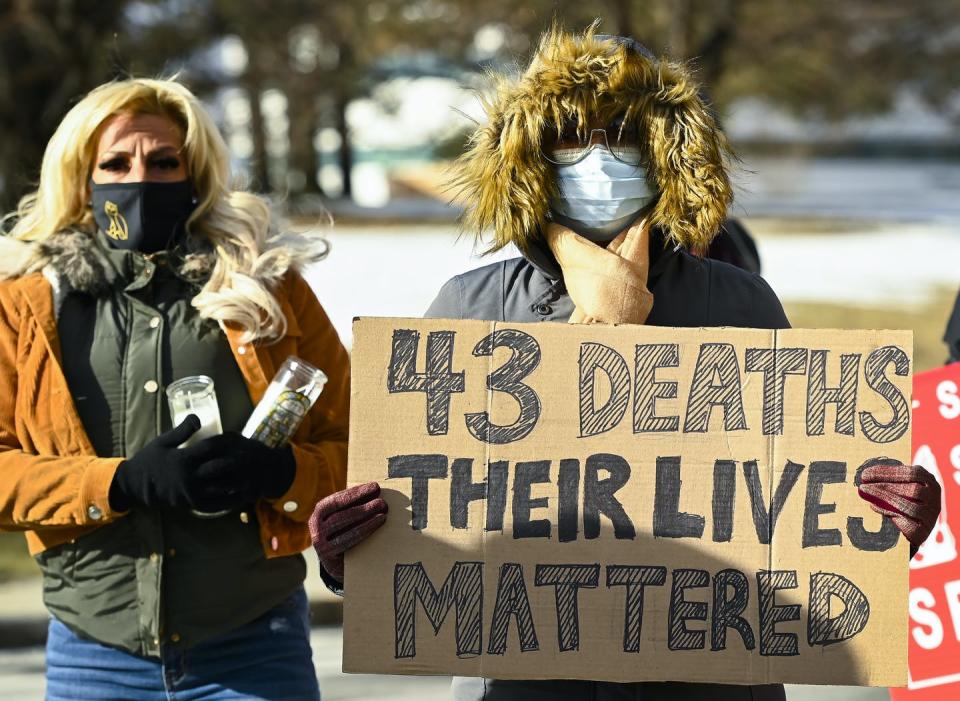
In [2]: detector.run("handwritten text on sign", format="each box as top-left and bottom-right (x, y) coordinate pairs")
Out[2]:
(343, 319), (911, 686)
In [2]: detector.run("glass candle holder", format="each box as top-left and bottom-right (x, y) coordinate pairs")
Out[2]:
(165, 375), (228, 518)
(242, 356), (327, 449)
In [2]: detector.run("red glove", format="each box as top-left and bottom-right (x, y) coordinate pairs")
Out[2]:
(309, 482), (388, 583)
(857, 459), (942, 557)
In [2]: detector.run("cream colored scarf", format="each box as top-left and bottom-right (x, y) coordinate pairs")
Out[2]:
(544, 220), (654, 325)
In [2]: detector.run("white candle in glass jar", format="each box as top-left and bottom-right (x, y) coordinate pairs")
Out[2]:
(165, 375), (228, 518)
(165, 375), (224, 447)
(170, 401), (223, 446)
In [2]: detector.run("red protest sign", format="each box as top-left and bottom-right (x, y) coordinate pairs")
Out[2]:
(892, 363), (960, 700)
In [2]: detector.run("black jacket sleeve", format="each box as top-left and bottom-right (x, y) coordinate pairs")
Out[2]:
(696, 256), (790, 330)
(424, 275), (463, 319)
(945, 287), (960, 363)
(748, 272), (791, 330)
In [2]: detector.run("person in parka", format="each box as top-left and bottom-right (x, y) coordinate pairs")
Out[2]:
(425, 27), (778, 330)
(309, 26), (942, 701)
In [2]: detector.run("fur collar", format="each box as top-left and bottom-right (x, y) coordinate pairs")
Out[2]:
(0, 229), (216, 297)
(450, 25), (733, 255)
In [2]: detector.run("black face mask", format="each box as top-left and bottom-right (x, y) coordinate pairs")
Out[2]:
(91, 180), (195, 254)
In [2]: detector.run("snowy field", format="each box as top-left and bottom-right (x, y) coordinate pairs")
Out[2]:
(730, 157), (960, 223)
(302, 220), (960, 348)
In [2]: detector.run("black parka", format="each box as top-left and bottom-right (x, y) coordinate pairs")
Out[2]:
(426, 230), (788, 330)
(425, 232), (789, 701)
(945, 287), (960, 363)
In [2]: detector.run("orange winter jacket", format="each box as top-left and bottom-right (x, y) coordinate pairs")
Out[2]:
(0, 269), (349, 557)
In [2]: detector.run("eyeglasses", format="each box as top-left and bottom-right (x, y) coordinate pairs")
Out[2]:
(541, 117), (644, 166)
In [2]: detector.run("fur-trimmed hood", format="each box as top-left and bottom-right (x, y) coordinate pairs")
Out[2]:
(451, 26), (733, 254)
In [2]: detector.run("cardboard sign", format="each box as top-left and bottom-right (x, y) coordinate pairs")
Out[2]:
(892, 363), (960, 700)
(343, 318), (911, 686)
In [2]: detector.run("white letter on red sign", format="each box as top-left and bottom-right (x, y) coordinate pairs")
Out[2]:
(910, 587), (943, 650)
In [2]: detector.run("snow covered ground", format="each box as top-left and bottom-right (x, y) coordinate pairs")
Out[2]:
(302, 220), (960, 348)
(755, 221), (959, 308)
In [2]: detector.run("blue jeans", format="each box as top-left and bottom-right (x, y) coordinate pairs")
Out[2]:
(45, 588), (320, 701)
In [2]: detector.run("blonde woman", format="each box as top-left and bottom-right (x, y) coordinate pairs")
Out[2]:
(0, 78), (348, 699)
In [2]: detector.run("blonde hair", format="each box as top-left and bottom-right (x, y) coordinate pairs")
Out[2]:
(5, 77), (327, 343)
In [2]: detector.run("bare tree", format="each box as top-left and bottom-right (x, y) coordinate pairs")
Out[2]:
(2, 0), (958, 209)
(0, 0), (130, 210)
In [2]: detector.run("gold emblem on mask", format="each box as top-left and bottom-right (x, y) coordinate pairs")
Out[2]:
(104, 201), (128, 241)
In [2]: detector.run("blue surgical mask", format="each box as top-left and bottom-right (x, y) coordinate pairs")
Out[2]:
(549, 146), (655, 243)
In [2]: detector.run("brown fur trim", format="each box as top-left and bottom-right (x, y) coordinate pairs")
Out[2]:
(449, 24), (733, 254)
(0, 230), (217, 295)
(0, 226), (326, 297)
(38, 231), (115, 296)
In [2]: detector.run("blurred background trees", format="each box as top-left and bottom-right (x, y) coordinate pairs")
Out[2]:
(0, 0), (958, 211)
(0, 0), (131, 208)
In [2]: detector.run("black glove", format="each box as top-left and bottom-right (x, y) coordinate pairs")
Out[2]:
(178, 431), (297, 502)
(109, 415), (250, 512)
